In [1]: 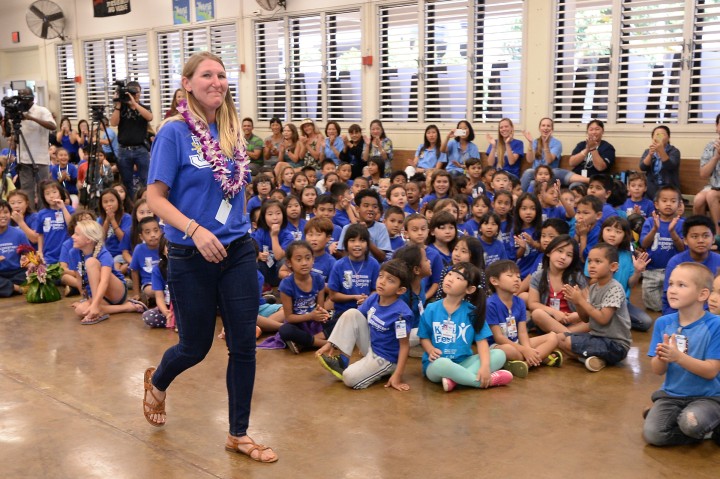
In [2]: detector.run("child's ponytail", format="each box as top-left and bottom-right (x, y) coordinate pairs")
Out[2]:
(448, 262), (486, 332)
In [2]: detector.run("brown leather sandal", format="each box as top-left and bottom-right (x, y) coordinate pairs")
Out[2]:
(225, 435), (278, 463)
(143, 367), (166, 427)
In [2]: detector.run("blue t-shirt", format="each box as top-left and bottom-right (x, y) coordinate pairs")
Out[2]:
(247, 195), (265, 214)
(424, 246), (444, 290)
(101, 127), (119, 155)
(420, 192), (449, 207)
(662, 251), (720, 314)
(279, 184), (292, 195)
(600, 203), (619, 223)
(417, 300), (492, 375)
(282, 219), (307, 247)
(251, 227), (294, 266)
(427, 243), (452, 269)
(358, 293), (413, 363)
(130, 243), (161, 286)
(100, 213), (132, 257)
(328, 256), (380, 315)
(67, 247), (125, 298)
(641, 217), (685, 270)
(648, 312), (720, 397)
(499, 219), (514, 259)
(312, 252), (336, 282)
(480, 238), (508, 266)
(59, 237), (74, 265)
(585, 249), (634, 299)
(622, 198), (654, 218)
(542, 205), (568, 222)
(324, 137), (345, 164)
(0, 226), (29, 271)
(279, 271), (326, 316)
(460, 219), (480, 238)
(151, 265), (170, 305)
(415, 145), (447, 170)
(333, 209), (351, 229)
(49, 163), (79, 195)
(404, 204), (420, 215)
(444, 140), (480, 174)
(35, 206), (75, 264)
(582, 222), (601, 261)
(148, 120), (250, 246)
(485, 294), (527, 344)
(516, 226), (541, 279)
(486, 139), (524, 178)
(389, 235), (406, 253)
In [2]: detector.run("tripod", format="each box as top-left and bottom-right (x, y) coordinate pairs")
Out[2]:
(81, 112), (116, 212)
(9, 115), (42, 208)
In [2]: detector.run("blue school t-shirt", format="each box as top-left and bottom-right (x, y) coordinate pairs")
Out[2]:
(601, 203), (619, 223)
(282, 219), (307, 246)
(279, 184), (292, 195)
(50, 163), (79, 195)
(648, 312), (720, 397)
(622, 198), (654, 218)
(424, 246), (444, 290)
(499, 219), (514, 259)
(67, 247), (125, 298)
(542, 205), (568, 222)
(312, 252), (336, 281)
(35, 206), (75, 264)
(130, 243), (160, 286)
(404, 204), (420, 215)
(333, 209), (351, 229)
(0, 226), (29, 271)
(486, 139), (524, 178)
(415, 145), (447, 170)
(582, 223), (601, 260)
(148, 120), (250, 246)
(662, 251), (720, 315)
(417, 300), (492, 375)
(247, 195), (264, 214)
(481, 238), (508, 266)
(279, 271), (326, 315)
(427, 243), (452, 268)
(328, 256), (380, 315)
(358, 293), (413, 364)
(460, 218), (480, 238)
(389, 235), (406, 253)
(150, 265), (170, 306)
(641, 217), (685, 270)
(421, 192), (449, 206)
(485, 294), (527, 344)
(100, 213), (132, 257)
(400, 283), (427, 329)
(251, 227), (294, 264)
(444, 140), (480, 174)
(516, 226), (541, 279)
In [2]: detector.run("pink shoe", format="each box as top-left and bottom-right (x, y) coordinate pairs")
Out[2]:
(489, 370), (513, 387)
(441, 377), (457, 392)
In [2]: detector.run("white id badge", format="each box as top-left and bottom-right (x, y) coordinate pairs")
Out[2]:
(550, 297), (560, 310)
(417, 300), (425, 316)
(441, 319), (454, 340)
(395, 319), (407, 339)
(215, 199), (232, 225)
(675, 334), (688, 354)
(507, 315), (517, 337)
(55, 211), (64, 222)
(581, 169), (588, 178)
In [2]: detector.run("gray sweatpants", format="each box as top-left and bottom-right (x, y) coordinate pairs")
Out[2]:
(328, 308), (397, 389)
(642, 268), (665, 312)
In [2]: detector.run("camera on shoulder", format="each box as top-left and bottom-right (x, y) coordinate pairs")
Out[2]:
(1, 94), (33, 119)
(114, 79), (139, 103)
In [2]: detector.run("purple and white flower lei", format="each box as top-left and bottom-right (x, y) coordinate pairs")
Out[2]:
(176, 99), (250, 199)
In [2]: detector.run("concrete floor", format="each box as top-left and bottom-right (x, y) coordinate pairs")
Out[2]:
(1, 289), (718, 479)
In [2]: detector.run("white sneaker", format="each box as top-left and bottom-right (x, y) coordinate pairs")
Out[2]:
(585, 356), (607, 372)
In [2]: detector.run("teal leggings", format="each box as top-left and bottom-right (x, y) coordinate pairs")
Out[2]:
(425, 350), (507, 388)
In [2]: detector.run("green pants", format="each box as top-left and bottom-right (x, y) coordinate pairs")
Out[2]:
(425, 350), (506, 388)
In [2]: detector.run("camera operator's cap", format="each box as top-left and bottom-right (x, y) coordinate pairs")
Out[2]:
(300, 118), (314, 127)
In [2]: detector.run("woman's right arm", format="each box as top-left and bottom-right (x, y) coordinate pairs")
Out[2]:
(700, 140), (720, 179)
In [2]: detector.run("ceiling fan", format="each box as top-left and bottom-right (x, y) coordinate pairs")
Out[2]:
(26, 0), (66, 40)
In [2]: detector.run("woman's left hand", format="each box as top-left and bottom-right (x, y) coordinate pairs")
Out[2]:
(191, 226), (227, 263)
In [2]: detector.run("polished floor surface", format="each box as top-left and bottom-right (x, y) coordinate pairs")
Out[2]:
(1, 289), (718, 479)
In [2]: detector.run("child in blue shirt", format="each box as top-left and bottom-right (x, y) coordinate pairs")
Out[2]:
(662, 215), (720, 315)
(35, 180), (74, 265)
(460, 195), (491, 238)
(622, 172), (654, 218)
(491, 190), (514, 259)
(313, 196), (342, 256)
(418, 262), (513, 391)
(277, 241), (330, 353)
(478, 212), (508, 266)
(329, 224), (380, 320)
(403, 214), (442, 300)
(98, 188), (132, 273)
(485, 260), (561, 378)
(316, 259), (414, 390)
(246, 174), (272, 214)
(337, 190), (391, 262)
(0, 200), (29, 297)
(575, 195), (603, 261)
(383, 206), (406, 257)
(394, 244), (431, 357)
(252, 199), (292, 288)
(641, 186), (685, 312)
(281, 196), (306, 245)
(141, 239), (175, 329)
(644, 263), (720, 447)
(129, 217), (162, 303)
(50, 148), (79, 198)
(512, 193), (543, 280)
(303, 217), (336, 281)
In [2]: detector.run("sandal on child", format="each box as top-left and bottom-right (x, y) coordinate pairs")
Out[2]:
(81, 314), (109, 325)
(129, 299), (149, 313)
(143, 367), (166, 427)
(225, 435), (278, 463)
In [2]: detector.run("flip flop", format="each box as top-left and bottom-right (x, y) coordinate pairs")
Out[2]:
(225, 435), (278, 463)
(81, 314), (109, 325)
(129, 299), (149, 312)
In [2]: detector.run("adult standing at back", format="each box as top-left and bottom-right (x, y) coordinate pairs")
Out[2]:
(639, 125), (681, 200)
(110, 80), (153, 197)
(14, 88), (56, 208)
(143, 52), (277, 463)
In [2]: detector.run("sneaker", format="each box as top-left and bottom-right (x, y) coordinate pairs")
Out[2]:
(441, 377), (457, 392)
(489, 370), (513, 387)
(585, 356), (607, 372)
(318, 354), (346, 379)
(286, 340), (301, 354)
(503, 360), (529, 378)
(546, 350), (563, 368)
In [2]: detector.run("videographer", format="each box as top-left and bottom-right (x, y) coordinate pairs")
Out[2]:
(110, 80), (153, 197)
(13, 88), (56, 208)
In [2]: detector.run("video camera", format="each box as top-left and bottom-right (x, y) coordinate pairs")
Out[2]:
(1, 94), (33, 119)
(90, 104), (106, 122)
(113, 79), (139, 103)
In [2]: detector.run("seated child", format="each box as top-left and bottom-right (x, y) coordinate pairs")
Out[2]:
(478, 212), (509, 266)
(643, 263), (720, 447)
(587, 174), (620, 223)
(575, 195), (603, 261)
(0, 199), (29, 297)
(485, 260), (562, 378)
(338, 190), (390, 262)
(622, 172), (654, 218)
(384, 205), (406, 257)
(69, 220), (146, 324)
(60, 209), (96, 295)
(557, 243), (632, 372)
(129, 217), (162, 304)
(394, 243), (432, 357)
(329, 182), (357, 228)
(247, 174), (272, 213)
(142, 238), (175, 329)
(403, 214), (441, 300)
(314, 196), (342, 255)
(418, 262), (513, 392)
(35, 180), (74, 265)
(316, 259), (413, 390)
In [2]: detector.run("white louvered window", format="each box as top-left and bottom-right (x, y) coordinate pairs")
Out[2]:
(554, 0), (720, 124)
(689, 0), (720, 123)
(56, 43), (77, 119)
(157, 23), (240, 115)
(378, 0), (523, 123)
(254, 10), (362, 122)
(83, 34), (150, 120)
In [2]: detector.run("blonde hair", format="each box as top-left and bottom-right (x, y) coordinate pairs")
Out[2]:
(496, 118), (514, 162)
(674, 262), (713, 292)
(76, 220), (105, 257)
(162, 51), (243, 158)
